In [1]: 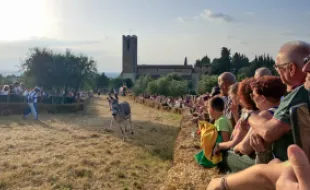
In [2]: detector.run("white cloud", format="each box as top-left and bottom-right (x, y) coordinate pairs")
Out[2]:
(200, 9), (234, 23)
(176, 9), (234, 24)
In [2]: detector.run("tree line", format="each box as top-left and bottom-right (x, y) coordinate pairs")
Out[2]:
(132, 73), (191, 97)
(1, 47), (133, 95)
(1, 46), (277, 97)
(134, 47), (278, 96)
(195, 47), (277, 94)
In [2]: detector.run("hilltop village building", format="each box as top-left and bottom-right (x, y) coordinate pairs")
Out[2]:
(121, 35), (211, 87)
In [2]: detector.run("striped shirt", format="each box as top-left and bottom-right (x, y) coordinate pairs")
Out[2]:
(27, 91), (38, 103)
(222, 96), (232, 119)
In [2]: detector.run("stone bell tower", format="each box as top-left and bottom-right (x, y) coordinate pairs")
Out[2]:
(121, 35), (138, 81)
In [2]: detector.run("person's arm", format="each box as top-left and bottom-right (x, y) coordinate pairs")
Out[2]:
(220, 131), (230, 142)
(249, 96), (296, 143)
(207, 162), (285, 190)
(248, 113), (290, 143)
(218, 128), (248, 150)
(234, 129), (253, 155)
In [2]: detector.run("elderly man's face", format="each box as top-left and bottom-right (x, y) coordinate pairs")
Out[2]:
(218, 78), (228, 95)
(274, 55), (294, 86)
(302, 55), (310, 90)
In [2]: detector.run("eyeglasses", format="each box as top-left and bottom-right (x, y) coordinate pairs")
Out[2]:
(304, 55), (310, 64)
(273, 62), (291, 69)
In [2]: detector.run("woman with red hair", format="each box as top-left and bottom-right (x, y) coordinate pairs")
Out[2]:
(234, 76), (286, 162)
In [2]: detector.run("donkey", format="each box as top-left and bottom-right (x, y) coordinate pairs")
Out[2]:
(108, 94), (134, 141)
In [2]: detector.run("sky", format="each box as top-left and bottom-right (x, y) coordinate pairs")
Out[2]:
(0, 0), (309, 73)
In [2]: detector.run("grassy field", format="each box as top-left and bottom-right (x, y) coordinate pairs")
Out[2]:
(0, 96), (182, 190)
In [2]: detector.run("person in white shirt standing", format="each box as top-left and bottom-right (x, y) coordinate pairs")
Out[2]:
(23, 86), (41, 120)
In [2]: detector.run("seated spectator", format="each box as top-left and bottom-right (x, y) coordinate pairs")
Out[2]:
(236, 76), (286, 163)
(213, 78), (257, 154)
(183, 95), (193, 108)
(191, 96), (207, 123)
(248, 41), (310, 161)
(207, 96), (233, 142)
(23, 88), (30, 96)
(228, 83), (241, 124)
(210, 86), (220, 97)
(9, 84), (14, 94)
(254, 67), (272, 79)
(207, 40), (310, 190)
(13, 82), (19, 94)
(218, 72), (237, 125)
(1, 85), (10, 95)
(18, 83), (24, 94)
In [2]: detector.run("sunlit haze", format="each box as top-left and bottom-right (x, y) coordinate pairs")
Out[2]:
(0, 0), (309, 73)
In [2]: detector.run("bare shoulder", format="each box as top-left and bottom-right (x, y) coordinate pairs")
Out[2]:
(258, 110), (273, 120)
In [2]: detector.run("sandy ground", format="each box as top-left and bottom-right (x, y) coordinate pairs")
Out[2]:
(0, 96), (181, 190)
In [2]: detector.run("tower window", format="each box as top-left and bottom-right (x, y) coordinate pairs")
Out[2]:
(127, 39), (130, 50)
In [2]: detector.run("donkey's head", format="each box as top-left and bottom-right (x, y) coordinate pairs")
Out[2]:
(108, 94), (120, 118)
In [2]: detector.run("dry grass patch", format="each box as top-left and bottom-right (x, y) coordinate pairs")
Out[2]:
(158, 108), (222, 190)
(0, 96), (181, 190)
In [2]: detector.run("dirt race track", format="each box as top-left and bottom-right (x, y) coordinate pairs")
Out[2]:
(0, 96), (182, 190)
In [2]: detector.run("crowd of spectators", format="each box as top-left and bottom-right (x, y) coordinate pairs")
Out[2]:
(0, 82), (92, 103)
(134, 40), (310, 190)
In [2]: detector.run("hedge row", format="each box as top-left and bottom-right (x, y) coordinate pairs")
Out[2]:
(0, 95), (76, 104)
(0, 103), (85, 116)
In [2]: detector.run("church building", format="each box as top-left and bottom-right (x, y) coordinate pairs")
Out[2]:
(121, 35), (210, 86)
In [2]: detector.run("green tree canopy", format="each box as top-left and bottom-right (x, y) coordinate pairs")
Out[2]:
(132, 75), (154, 95)
(197, 75), (218, 94)
(96, 72), (110, 89)
(21, 47), (97, 95)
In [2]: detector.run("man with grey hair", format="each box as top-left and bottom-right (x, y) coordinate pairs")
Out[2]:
(207, 41), (310, 190)
(247, 40), (310, 161)
(254, 67), (272, 79)
(218, 72), (237, 123)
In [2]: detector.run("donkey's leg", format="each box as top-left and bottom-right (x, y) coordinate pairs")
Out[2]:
(129, 115), (134, 135)
(124, 123), (128, 133)
(109, 117), (113, 128)
(119, 123), (126, 142)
